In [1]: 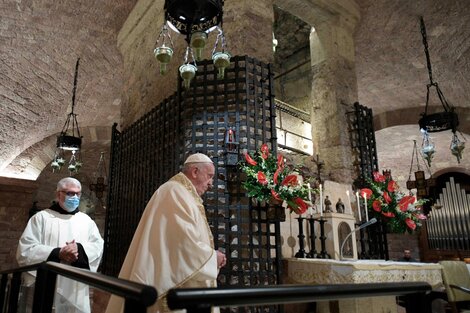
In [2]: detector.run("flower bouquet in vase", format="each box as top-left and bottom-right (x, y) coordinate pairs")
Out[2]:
(360, 171), (427, 233)
(239, 143), (312, 220)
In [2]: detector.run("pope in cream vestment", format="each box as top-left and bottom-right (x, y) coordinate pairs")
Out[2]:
(106, 172), (219, 313)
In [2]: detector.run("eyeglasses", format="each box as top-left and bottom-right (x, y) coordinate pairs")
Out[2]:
(60, 191), (81, 197)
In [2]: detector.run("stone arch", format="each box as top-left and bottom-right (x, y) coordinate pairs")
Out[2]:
(373, 106), (470, 134)
(0, 126), (112, 180)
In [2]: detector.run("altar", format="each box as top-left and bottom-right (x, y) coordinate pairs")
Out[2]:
(283, 258), (443, 313)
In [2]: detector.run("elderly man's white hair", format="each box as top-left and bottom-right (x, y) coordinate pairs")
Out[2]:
(57, 177), (82, 191)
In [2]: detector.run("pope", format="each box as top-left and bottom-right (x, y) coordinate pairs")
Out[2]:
(106, 153), (226, 313)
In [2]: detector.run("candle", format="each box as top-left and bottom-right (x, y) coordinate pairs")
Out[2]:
(356, 191), (361, 221)
(346, 190), (351, 214)
(307, 183), (313, 216)
(319, 184), (323, 217)
(363, 192), (369, 221)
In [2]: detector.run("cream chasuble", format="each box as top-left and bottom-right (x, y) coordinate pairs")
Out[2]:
(106, 173), (218, 313)
(16, 209), (104, 313)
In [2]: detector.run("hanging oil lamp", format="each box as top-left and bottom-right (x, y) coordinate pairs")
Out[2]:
(211, 26), (230, 79)
(420, 129), (435, 167)
(68, 150), (78, 174)
(190, 31), (208, 61)
(179, 46), (197, 89)
(153, 24), (174, 75)
(51, 159), (60, 172)
(57, 157), (65, 167)
(450, 133), (465, 163)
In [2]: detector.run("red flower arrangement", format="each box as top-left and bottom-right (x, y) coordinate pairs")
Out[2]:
(240, 144), (311, 215)
(360, 171), (427, 233)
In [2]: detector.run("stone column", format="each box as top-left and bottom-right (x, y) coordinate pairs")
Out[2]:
(273, 0), (360, 184)
(309, 3), (360, 184)
(223, 0), (274, 64)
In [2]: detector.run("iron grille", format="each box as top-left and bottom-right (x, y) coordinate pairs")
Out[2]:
(103, 56), (281, 312)
(350, 102), (388, 260)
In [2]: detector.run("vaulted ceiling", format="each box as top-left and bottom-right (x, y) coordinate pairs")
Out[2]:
(0, 0), (469, 181)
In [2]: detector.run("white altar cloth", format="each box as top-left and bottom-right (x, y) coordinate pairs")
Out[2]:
(283, 258), (444, 313)
(284, 258), (443, 288)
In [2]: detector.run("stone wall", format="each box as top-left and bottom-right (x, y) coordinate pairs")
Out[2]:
(0, 177), (37, 271)
(387, 232), (420, 262)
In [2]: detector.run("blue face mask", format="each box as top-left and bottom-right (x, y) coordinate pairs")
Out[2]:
(64, 195), (80, 212)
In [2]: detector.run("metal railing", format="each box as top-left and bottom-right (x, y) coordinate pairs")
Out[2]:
(0, 262), (157, 313)
(167, 282), (432, 313)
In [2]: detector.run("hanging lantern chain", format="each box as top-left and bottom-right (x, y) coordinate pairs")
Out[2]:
(420, 17), (434, 86)
(420, 17), (453, 114)
(155, 24), (174, 49)
(211, 26), (227, 55)
(408, 140), (421, 181)
(60, 58), (82, 139)
(71, 58), (80, 114)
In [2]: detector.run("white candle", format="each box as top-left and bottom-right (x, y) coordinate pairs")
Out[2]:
(307, 183), (313, 216)
(356, 191), (361, 221)
(363, 192), (369, 221)
(319, 184), (323, 217)
(346, 190), (351, 214)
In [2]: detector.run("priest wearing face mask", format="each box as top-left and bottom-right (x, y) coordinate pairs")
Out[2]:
(16, 177), (104, 313)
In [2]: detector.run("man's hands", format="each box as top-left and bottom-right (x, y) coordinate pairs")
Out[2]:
(216, 250), (226, 269)
(59, 239), (78, 264)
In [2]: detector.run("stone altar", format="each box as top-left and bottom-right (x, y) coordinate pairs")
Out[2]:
(283, 258), (443, 313)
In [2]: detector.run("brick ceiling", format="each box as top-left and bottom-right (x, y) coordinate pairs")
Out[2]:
(0, 0), (469, 181)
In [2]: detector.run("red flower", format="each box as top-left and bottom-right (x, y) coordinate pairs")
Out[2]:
(387, 180), (398, 192)
(405, 218), (416, 230)
(294, 197), (308, 214)
(373, 171), (385, 183)
(372, 200), (382, 212)
(382, 211), (395, 218)
(383, 191), (392, 204)
(257, 171), (268, 185)
(273, 168), (281, 184)
(281, 174), (298, 186)
(277, 154), (284, 168)
(399, 196), (415, 212)
(245, 153), (257, 166)
(360, 188), (373, 199)
(271, 189), (281, 200)
(260, 144), (269, 160)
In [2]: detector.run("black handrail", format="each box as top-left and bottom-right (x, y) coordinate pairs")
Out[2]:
(167, 282), (432, 313)
(0, 263), (42, 313)
(1, 262), (157, 313)
(0, 263), (44, 275)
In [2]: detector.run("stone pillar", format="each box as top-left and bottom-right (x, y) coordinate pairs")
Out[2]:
(309, 4), (360, 183)
(117, 0), (274, 128)
(223, 0), (274, 63)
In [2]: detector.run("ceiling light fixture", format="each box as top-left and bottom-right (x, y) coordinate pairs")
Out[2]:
(153, 0), (230, 88)
(51, 58), (83, 174)
(417, 17), (465, 165)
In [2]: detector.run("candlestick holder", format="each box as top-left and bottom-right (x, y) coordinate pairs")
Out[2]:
(357, 223), (369, 259)
(295, 217), (307, 258)
(306, 217), (317, 258)
(317, 217), (330, 259)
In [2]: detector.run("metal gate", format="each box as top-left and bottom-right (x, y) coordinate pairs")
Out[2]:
(102, 56), (281, 311)
(351, 102), (388, 260)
